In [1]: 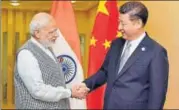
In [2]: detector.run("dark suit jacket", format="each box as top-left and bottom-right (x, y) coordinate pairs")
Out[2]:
(84, 33), (169, 109)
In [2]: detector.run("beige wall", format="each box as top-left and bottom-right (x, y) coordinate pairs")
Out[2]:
(142, 2), (179, 109)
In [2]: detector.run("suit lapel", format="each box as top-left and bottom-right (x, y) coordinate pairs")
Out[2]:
(115, 35), (150, 80)
(114, 39), (126, 76)
(111, 38), (126, 81)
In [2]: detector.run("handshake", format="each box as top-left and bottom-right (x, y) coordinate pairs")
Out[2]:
(71, 83), (90, 99)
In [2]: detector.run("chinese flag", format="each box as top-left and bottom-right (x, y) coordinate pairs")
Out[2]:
(87, 1), (119, 109)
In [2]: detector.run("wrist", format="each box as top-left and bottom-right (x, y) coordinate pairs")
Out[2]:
(70, 88), (72, 98)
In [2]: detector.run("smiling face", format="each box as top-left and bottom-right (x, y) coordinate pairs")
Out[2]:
(35, 19), (58, 48)
(118, 2), (148, 40)
(118, 13), (143, 40)
(30, 13), (59, 48)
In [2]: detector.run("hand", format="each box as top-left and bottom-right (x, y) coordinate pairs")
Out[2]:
(71, 83), (90, 99)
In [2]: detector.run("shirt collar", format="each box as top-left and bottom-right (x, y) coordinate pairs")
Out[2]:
(127, 32), (146, 46)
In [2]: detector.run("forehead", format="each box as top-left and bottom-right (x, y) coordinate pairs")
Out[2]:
(118, 13), (131, 22)
(43, 20), (57, 30)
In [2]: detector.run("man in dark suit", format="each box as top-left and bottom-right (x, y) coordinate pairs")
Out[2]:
(77, 1), (169, 109)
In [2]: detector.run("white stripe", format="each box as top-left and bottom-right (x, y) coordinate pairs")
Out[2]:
(52, 29), (86, 109)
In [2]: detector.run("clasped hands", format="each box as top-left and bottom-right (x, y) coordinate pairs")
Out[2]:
(71, 83), (90, 99)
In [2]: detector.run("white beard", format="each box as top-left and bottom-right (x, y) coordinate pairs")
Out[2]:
(39, 39), (53, 48)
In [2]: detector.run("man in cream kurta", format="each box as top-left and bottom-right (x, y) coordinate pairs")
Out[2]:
(14, 12), (89, 109)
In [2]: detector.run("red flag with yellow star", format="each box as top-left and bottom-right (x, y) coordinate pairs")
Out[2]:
(87, 1), (119, 109)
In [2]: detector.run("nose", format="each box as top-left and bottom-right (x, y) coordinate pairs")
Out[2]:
(54, 29), (58, 36)
(118, 23), (123, 32)
(53, 34), (58, 40)
(51, 36), (57, 43)
(52, 31), (58, 41)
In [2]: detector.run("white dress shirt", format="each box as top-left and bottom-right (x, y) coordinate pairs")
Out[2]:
(17, 37), (71, 102)
(121, 32), (146, 59)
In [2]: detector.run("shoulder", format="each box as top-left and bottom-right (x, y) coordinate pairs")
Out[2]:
(17, 49), (37, 63)
(147, 36), (167, 53)
(18, 49), (33, 58)
(111, 37), (125, 47)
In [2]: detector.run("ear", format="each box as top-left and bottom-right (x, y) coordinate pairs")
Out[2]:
(34, 30), (40, 39)
(135, 19), (143, 29)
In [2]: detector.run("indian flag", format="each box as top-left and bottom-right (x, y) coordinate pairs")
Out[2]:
(50, 1), (86, 109)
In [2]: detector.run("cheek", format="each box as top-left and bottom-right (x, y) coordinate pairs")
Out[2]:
(38, 32), (45, 38)
(41, 33), (49, 40)
(39, 35), (46, 41)
(122, 28), (129, 34)
(47, 36), (53, 40)
(123, 27), (134, 34)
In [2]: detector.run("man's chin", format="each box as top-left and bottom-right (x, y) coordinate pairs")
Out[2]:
(42, 43), (53, 48)
(122, 35), (127, 39)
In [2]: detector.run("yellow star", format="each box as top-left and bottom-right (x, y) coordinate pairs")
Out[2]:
(103, 39), (111, 49)
(97, 1), (109, 15)
(116, 31), (122, 38)
(90, 36), (97, 47)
